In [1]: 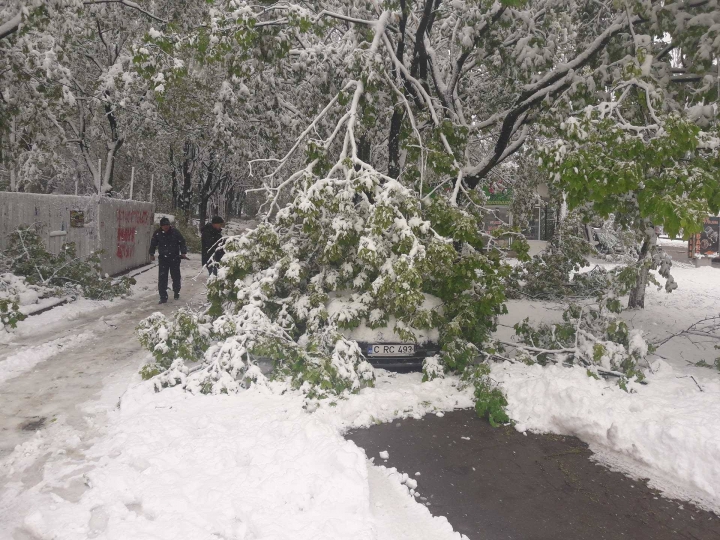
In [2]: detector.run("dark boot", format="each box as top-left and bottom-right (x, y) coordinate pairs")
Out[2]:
(159, 298), (168, 304)
(174, 292), (180, 300)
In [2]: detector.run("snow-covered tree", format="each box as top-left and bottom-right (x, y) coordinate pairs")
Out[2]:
(138, 13), (515, 398)
(1, 0), (171, 194)
(538, 1), (720, 307)
(135, 0), (720, 401)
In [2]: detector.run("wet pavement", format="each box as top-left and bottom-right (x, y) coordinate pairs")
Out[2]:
(348, 409), (720, 540)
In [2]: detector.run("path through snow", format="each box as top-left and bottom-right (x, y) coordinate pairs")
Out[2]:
(0, 256), (473, 540)
(0, 259), (207, 461)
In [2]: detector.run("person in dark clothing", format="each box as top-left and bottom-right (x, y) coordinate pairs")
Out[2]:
(201, 216), (225, 275)
(149, 217), (188, 303)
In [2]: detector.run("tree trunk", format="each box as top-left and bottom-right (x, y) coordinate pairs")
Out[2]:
(235, 190), (245, 218)
(199, 197), (208, 230)
(357, 136), (371, 165)
(198, 152), (215, 229)
(388, 106), (404, 179)
(101, 101), (123, 193)
(627, 226), (657, 309)
(179, 141), (196, 222)
(102, 138), (123, 194)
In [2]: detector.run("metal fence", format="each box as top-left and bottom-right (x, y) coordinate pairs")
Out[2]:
(0, 192), (154, 275)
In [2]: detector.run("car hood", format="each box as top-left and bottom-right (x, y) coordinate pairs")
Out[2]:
(326, 292), (442, 344)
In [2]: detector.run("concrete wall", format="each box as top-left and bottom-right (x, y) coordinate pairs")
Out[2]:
(97, 198), (153, 275)
(0, 192), (99, 259)
(0, 192), (153, 275)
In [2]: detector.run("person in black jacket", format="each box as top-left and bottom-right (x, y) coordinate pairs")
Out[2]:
(201, 216), (225, 275)
(149, 217), (188, 303)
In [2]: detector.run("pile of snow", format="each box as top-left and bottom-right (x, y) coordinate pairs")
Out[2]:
(369, 466), (466, 540)
(657, 237), (687, 248)
(493, 357), (720, 512)
(0, 273), (52, 310)
(2, 371), (471, 539)
(223, 219), (258, 236)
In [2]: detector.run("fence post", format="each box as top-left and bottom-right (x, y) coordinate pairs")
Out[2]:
(149, 174), (154, 203)
(97, 158), (102, 193)
(129, 167), (135, 200)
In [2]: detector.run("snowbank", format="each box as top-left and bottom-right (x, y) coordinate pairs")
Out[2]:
(0, 273), (46, 307)
(369, 466), (467, 540)
(492, 360), (720, 512)
(657, 237), (687, 248)
(316, 371), (473, 430)
(493, 262), (720, 512)
(3, 372), (471, 539)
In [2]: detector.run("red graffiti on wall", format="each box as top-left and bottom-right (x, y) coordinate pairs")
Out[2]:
(114, 208), (150, 259)
(116, 227), (136, 259)
(116, 209), (151, 226)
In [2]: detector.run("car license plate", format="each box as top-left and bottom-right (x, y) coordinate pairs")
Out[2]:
(367, 344), (415, 356)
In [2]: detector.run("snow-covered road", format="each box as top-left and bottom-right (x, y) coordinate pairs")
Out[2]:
(0, 259), (207, 460)
(0, 257), (473, 540)
(0, 253), (718, 538)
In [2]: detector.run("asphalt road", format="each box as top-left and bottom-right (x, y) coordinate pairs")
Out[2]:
(348, 409), (720, 540)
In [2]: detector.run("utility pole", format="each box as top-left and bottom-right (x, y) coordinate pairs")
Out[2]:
(97, 158), (102, 194)
(9, 118), (17, 192)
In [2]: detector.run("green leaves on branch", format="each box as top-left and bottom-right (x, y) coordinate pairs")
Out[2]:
(0, 298), (26, 331)
(463, 363), (509, 427)
(542, 115), (720, 239)
(4, 227), (134, 300)
(513, 303), (651, 384)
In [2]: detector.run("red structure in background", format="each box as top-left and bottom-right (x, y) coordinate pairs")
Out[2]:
(688, 217), (720, 258)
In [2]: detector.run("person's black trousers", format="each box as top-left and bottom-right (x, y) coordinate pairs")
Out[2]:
(158, 257), (181, 299)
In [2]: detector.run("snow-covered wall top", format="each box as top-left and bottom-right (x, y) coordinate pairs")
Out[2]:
(0, 193), (153, 275)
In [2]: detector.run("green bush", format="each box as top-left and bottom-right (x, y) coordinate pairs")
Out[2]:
(463, 363), (509, 427)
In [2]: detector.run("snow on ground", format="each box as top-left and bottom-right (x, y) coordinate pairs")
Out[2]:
(0, 261), (159, 346)
(1, 248), (719, 538)
(0, 259), (207, 463)
(0, 332), (94, 385)
(223, 219), (258, 237)
(493, 261), (720, 513)
(0, 371), (472, 540)
(369, 466), (467, 540)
